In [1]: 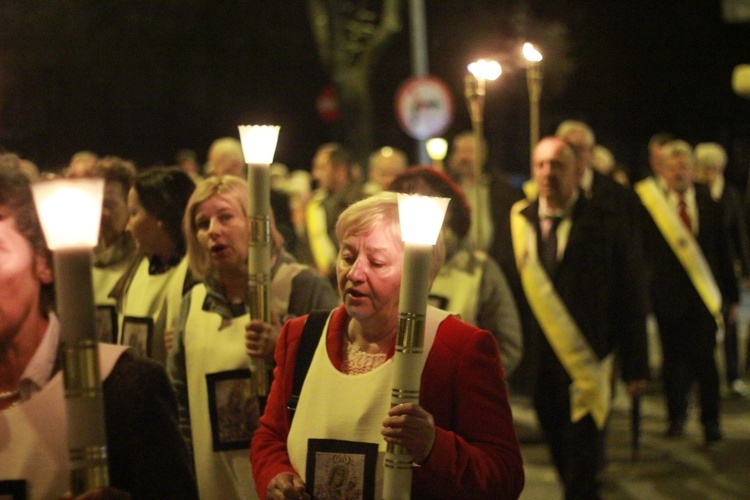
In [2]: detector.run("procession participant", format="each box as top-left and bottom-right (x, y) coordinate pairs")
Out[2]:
(251, 192), (524, 499)
(169, 175), (339, 499)
(510, 137), (649, 497)
(0, 159), (197, 499)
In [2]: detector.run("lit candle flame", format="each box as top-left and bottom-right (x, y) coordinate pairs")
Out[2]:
(238, 125), (280, 165)
(467, 59), (502, 81)
(523, 43), (543, 63)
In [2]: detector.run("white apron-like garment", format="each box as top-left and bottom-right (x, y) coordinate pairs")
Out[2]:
(184, 284), (258, 500)
(0, 344), (127, 500)
(92, 260), (128, 308)
(287, 307), (448, 499)
(119, 257), (189, 363)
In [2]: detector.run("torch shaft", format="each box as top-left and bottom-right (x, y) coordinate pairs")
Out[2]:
(526, 62), (543, 161)
(247, 164), (271, 396)
(54, 249), (109, 494)
(383, 243), (433, 500)
(465, 73), (486, 250)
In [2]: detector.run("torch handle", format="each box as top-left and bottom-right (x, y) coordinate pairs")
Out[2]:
(55, 249), (110, 494)
(383, 243), (433, 500)
(247, 164), (272, 397)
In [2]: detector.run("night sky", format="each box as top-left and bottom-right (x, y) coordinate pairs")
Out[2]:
(1, 1), (749, 187)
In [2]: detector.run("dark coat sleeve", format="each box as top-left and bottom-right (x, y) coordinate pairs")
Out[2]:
(721, 184), (750, 279)
(104, 350), (199, 499)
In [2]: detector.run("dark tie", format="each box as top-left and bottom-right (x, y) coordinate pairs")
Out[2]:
(541, 216), (562, 276)
(677, 193), (691, 232)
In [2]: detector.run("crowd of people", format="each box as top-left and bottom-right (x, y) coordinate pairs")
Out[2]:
(1, 120), (749, 499)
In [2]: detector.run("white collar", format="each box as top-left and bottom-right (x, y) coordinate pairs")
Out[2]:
(539, 190), (579, 219)
(18, 313), (60, 400)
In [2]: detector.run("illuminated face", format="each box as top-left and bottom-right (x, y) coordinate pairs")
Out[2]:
(662, 153), (694, 194)
(194, 194), (249, 274)
(99, 181), (129, 247)
(336, 223), (403, 328)
(532, 138), (580, 209)
(447, 135), (482, 181)
(126, 188), (162, 256)
(0, 206), (52, 344)
(369, 152), (406, 191)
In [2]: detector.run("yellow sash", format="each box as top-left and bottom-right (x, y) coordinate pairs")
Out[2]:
(634, 178), (723, 329)
(305, 190), (338, 275)
(511, 200), (613, 429)
(522, 179), (538, 201)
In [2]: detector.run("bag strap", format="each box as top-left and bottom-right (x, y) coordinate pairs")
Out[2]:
(286, 310), (331, 423)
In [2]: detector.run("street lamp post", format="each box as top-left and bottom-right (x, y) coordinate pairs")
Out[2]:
(464, 59), (501, 249)
(383, 194), (450, 500)
(238, 124), (280, 398)
(523, 42), (543, 162)
(425, 137), (448, 171)
(31, 177), (109, 495)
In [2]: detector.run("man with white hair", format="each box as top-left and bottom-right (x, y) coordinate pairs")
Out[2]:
(695, 142), (750, 398)
(555, 120), (633, 208)
(636, 140), (739, 442)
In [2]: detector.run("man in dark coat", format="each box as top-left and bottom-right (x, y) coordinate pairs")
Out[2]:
(509, 137), (649, 498)
(636, 140), (739, 443)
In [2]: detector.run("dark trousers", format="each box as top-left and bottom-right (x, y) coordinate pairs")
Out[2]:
(724, 313), (740, 384)
(534, 341), (605, 500)
(658, 318), (720, 426)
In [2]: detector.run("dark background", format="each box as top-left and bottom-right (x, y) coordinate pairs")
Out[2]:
(1, 1), (750, 187)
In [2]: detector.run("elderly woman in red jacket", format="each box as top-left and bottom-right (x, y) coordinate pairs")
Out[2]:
(250, 191), (524, 499)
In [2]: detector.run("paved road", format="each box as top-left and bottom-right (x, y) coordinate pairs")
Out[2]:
(512, 384), (750, 499)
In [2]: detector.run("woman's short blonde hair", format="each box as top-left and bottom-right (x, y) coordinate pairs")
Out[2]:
(183, 175), (285, 280)
(183, 175), (248, 280)
(335, 191), (445, 281)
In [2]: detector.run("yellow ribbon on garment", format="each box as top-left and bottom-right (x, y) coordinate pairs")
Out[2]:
(511, 200), (613, 429)
(305, 190), (338, 275)
(635, 177), (723, 330)
(522, 179), (539, 201)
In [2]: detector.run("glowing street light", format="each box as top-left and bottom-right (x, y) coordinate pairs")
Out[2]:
(465, 58), (501, 249)
(425, 137), (448, 171)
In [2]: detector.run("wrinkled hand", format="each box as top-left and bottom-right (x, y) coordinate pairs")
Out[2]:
(381, 403), (435, 464)
(627, 379), (648, 398)
(267, 472), (309, 499)
(245, 319), (278, 362)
